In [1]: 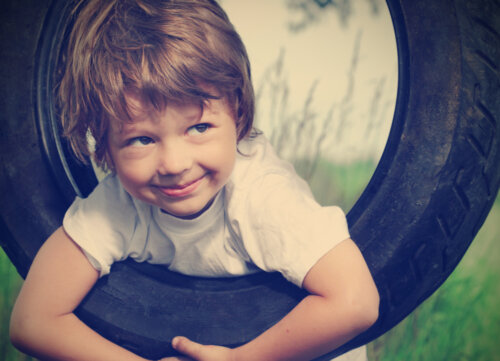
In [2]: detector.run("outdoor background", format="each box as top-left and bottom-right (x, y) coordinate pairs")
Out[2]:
(1, 0), (499, 360)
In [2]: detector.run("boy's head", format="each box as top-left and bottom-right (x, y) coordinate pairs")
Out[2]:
(58, 0), (254, 170)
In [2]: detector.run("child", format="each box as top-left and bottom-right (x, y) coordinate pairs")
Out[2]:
(10, 0), (379, 360)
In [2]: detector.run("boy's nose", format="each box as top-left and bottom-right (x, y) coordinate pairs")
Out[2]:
(156, 143), (193, 176)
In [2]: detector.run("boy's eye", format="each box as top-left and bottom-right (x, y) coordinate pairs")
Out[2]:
(187, 123), (211, 135)
(127, 136), (154, 147)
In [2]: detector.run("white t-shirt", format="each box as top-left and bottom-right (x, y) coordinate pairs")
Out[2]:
(63, 134), (366, 360)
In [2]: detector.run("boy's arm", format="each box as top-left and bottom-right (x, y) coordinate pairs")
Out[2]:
(171, 238), (380, 361)
(9, 226), (152, 361)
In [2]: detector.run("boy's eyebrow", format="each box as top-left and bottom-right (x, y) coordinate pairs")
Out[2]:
(112, 102), (206, 136)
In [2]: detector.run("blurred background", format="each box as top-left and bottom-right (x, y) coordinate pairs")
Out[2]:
(224, 0), (397, 210)
(1, 1), (498, 360)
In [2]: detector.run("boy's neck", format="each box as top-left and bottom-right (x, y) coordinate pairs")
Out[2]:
(160, 194), (217, 220)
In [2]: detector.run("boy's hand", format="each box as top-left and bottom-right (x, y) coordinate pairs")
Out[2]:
(165, 336), (234, 361)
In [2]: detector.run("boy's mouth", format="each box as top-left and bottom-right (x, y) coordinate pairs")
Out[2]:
(156, 175), (206, 198)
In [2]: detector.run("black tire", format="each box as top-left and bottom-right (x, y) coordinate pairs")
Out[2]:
(1, 0), (499, 359)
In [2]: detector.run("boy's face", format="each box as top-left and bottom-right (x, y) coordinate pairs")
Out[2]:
(107, 94), (237, 218)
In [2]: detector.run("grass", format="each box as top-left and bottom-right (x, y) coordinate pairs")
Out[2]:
(0, 250), (34, 361)
(297, 158), (378, 210)
(1, 160), (498, 361)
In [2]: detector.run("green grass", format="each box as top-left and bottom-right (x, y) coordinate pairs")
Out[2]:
(294, 158), (378, 210)
(1, 160), (499, 361)
(0, 249), (34, 361)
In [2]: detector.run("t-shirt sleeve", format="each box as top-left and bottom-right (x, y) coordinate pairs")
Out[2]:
(236, 172), (350, 287)
(63, 175), (144, 277)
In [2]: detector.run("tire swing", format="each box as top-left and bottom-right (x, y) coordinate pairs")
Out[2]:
(0, 0), (499, 360)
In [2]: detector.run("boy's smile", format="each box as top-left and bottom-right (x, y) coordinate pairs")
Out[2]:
(107, 94), (237, 218)
(155, 174), (207, 198)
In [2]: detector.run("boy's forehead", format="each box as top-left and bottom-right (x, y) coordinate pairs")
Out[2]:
(110, 94), (204, 133)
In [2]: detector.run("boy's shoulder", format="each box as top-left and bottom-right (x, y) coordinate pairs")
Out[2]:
(76, 173), (147, 216)
(233, 133), (294, 181)
(228, 133), (311, 206)
(91, 173), (129, 201)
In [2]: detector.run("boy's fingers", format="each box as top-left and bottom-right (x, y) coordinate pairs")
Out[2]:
(172, 336), (204, 359)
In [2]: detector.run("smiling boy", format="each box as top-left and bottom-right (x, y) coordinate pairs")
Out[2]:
(10, 1), (379, 360)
